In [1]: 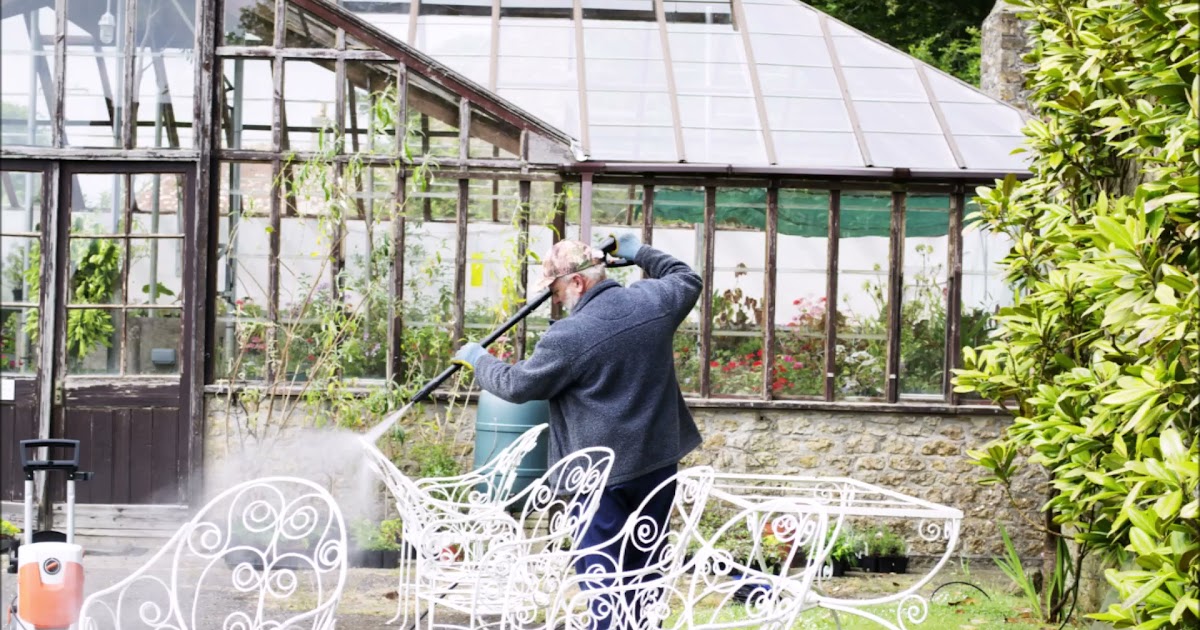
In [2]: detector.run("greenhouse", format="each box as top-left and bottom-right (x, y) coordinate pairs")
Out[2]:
(1, 0), (1026, 518)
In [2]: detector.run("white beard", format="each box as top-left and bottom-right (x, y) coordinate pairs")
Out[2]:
(561, 291), (582, 313)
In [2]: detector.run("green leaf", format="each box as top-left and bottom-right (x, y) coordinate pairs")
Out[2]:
(1153, 490), (1182, 520)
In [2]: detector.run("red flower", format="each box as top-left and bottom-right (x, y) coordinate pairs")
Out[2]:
(306, 354), (316, 362)
(793, 299), (801, 305)
(710, 360), (720, 368)
(752, 360), (762, 368)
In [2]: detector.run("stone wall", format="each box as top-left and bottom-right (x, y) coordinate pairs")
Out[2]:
(201, 393), (1044, 559)
(981, 1), (1036, 111)
(680, 408), (1043, 559)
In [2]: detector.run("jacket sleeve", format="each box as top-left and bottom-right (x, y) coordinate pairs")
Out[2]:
(471, 328), (578, 404)
(632, 246), (702, 326)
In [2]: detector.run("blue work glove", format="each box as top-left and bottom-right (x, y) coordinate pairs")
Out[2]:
(452, 342), (487, 370)
(611, 233), (643, 262)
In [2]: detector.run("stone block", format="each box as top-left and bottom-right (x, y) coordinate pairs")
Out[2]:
(889, 456), (926, 472)
(857, 455), (886, 471)
(920, 440), (960, 456)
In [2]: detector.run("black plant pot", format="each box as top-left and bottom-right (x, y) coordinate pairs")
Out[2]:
(858, 556), (879, 572)
(379, 549), (401, 569)
(876, 555), (909, 574)
(827, 559), (850, 577)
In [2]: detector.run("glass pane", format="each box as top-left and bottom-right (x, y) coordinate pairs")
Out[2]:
(223, 0), (274, 45)
(742, 3), (821, 37)
(587, 125), (677, 161)
(70, 173), (125, 235)
(402, 219), (456, 380)
(835, 192), (890, 400)
(214, 162), (273, 380)
(773, 131), (862, 168)
(854, 101), (941, 135)
(749, 33), (829, 67)
(130, 173), (183, 234)
(1, 170), (42, 234)
(940, 102), (1026, 136)
(863, 133), (956, 169)
(591, 184), (640, 228)
(774, 189), (827, 398)
(0, 307), (37, 375)
(1, 9), (56, 147)
(63, 0), (128, 148)
(653, 187), (702, 395)
(468, 107), (522, 160)
(133, 0), (196, 149)
(682, 128), (765, 165)
(410, 176), (458, 221)
(765, 97), (850, 132)
(469, 178), (520, 223)
(833, 36), (911, 69)
(220, 58), (274, 150)
(125, 310), (181, 375)
(128, 239), (183, 306)
(284, 2), (339, 48)
(407, 74), (461, 159)
(65, 307), (120, 375)
(961, 203), (1013, 400)
(341, 174), (394, 380)
(842, 67), (925, 101)
(284, 60), (338, 152)
(900, 195), (950, 398)
(67, 239), (124, 306)
(1, 236), (38, 304)
(345, 61), (399, 155)
(956, 136), (1030, 171)
(711, 189), (765, 397)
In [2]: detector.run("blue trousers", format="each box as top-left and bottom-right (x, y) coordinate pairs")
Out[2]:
(574, 463), (677, 630)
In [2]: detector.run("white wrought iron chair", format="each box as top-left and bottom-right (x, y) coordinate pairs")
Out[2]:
(78, 476), (348, 630)
(414, 423), (549, 506)
(360, 423), (551, 626)
(533, 466), (717, 630)
(410, 447), (616, 629)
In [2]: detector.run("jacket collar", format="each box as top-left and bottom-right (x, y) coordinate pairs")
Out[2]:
(570, 279), (620, 315)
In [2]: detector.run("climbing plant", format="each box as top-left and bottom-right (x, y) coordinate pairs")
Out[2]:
(954, 1), (1198, 627)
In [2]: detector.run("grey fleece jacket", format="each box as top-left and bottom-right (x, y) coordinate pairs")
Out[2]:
(471, 246), (703, 486)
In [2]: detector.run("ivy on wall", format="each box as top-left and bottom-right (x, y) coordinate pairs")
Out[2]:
(955, 1), (1198, 627)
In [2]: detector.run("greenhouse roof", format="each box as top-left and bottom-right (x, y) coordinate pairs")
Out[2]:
(342, 0), (1031, 174)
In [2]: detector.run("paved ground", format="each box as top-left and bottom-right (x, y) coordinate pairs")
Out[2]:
(2, 543), (1019, 628)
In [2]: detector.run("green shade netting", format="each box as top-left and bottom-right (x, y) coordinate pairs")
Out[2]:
(642, 189), (950, 238)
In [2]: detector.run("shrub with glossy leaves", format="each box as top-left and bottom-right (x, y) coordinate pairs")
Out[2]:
(954, 1), (1198, 627)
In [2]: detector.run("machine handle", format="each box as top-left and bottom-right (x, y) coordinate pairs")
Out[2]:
(20, 438), (81, 476)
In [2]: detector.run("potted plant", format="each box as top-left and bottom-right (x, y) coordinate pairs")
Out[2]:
(351, 518), (405, 568)
(824, 527), (862, 577)
(1, 519), (20, 554)
(861, 526), (908, 574)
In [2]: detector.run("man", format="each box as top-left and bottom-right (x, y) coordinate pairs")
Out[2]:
(452, 233), (702, 627)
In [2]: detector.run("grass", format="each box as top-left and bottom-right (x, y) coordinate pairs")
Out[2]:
(671, 590), (1086, 629)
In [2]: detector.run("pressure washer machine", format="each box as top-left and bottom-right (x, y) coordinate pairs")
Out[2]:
(6, 439), (91, 630)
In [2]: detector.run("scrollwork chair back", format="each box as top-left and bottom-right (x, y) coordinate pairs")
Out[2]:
(78, 476), (348, 630)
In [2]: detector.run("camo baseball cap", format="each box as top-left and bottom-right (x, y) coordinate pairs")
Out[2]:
(533, 240), (604, 292)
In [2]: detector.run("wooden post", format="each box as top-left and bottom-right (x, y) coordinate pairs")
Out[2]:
(824, 190), (840, 401)
(946, 188), (965, 404)
(515, 180), (531, 360)
(699, 185), (716, 398)
(453, 178), (468, 346)
(885, 190), (906, 402)
(762, 184), (779, 400)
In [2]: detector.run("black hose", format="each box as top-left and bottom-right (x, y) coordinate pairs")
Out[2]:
(931, 580), (991, 601)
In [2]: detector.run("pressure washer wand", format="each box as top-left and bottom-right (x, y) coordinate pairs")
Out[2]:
(408, 235), (619, 405)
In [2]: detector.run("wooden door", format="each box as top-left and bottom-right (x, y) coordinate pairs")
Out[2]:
(0, 163), (48, 502)
(50, 163), (196, 506)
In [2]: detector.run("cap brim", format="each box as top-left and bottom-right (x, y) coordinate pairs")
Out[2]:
(533, 274), (555, 293)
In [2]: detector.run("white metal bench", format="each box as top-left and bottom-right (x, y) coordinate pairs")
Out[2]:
(78, 476), (347, 630)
